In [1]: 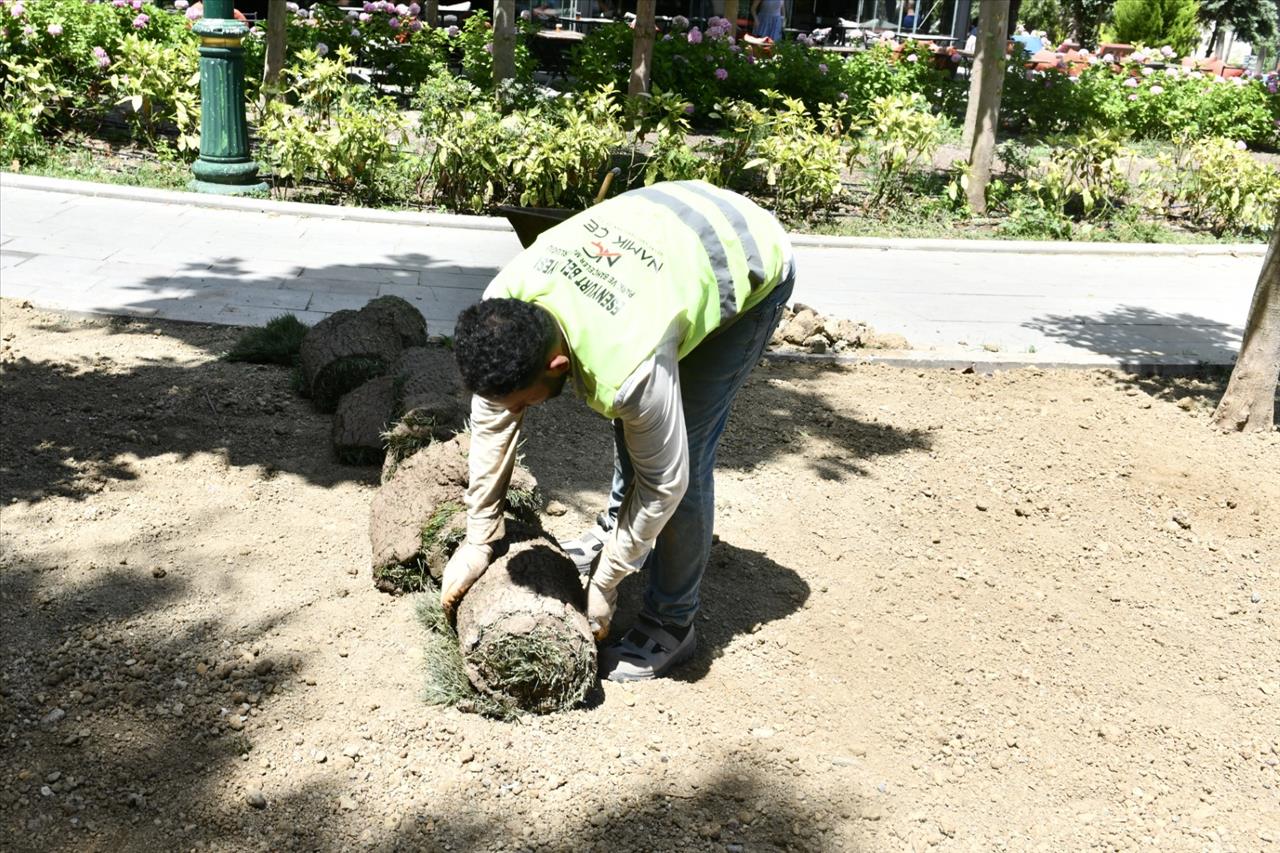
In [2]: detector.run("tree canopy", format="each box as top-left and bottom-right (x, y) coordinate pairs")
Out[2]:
(1112, 0), (1201, 54)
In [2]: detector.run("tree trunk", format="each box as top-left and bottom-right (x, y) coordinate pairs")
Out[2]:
(963, 0), (1010, 214)
(628, 0), (657, 95)
(262, 0), (288, 101)
(455, 521), (596, 714)
(1211, 215), (1280, 433)
(723, 0), (739, 37)
(1205, 20), (1220, 58)
(492, 0), (516, 92)
(424, 0), (439, 27)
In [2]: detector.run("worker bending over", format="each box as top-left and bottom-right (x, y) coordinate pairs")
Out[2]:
(443, 180), (795, 682)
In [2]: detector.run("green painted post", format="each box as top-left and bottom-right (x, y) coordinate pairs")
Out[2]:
(190, 0), (267, 194)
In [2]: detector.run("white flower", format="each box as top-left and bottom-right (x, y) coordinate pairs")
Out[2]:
(1149, 84), (1164, 94)
(906, 53), (918, 62)
(316, 42), (328, 56)
(1235, 140), (1247, 150)
(1102, 53), (1114, 62)
(1141, 67), (1154, 76)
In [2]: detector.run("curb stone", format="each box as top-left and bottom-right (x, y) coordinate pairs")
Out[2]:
(3, 172), (1266, 258)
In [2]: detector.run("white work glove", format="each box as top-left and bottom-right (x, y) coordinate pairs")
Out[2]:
(586, 546), (637, 641)
(441, 542), (493, 618)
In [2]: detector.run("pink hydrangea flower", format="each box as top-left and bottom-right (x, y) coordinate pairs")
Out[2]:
(818, 62), (828, 74)
(93, 45), (111, 69)
(315, 41), (328, 56)
(47, 22), (62, 35)
(447, 24), (459, 36)
(1123, 76), (1138, 88)
(186, 6), (200, 19)
(131, 12), (148, 27)
(714, 67), (727, 80)
(1127, 93), (1137, 101)
(10, 1), (24, 16)
(1149, 84), (1164, 94)
(359, 11), (370, 21)
(387, 16), (400, 28)
(175, 0), (189, 8)
(687, 27), (702, 44)
(131, 0), (142, 8)
(1235, 140), (1247, 150)
(906, 53), (918, 62)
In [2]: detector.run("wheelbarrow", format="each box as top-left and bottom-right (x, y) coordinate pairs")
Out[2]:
(496, 168), (621, 249)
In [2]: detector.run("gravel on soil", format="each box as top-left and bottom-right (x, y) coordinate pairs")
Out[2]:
(0, 298), (1277, 852)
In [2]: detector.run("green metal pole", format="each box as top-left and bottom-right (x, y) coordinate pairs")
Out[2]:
(190, 0), (267, 194)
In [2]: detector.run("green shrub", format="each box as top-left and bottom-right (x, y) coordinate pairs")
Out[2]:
(1024, 129), (1130, 219)
(418, 77), (624, 210)
(0, 57), (70, 164)
(258, 47), (406, 201)
(108, 34), (200, 153)
(456, 11), (535, 94)
(1111, 0), (1201, 57)
(850, 93), (944, 206)
(1157, 137), (1280, 236)
(717, 92), (843, 220)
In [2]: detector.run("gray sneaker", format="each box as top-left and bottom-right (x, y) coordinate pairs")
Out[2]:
(599, 618), (697, 682)
(560, 514), (610, 575)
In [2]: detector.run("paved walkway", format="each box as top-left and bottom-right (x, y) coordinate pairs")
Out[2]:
(0, 176), (1265, 366)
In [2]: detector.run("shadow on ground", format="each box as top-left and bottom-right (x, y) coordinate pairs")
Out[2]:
(2, 558), (849, 853)
(1024, 305), (1244, 365)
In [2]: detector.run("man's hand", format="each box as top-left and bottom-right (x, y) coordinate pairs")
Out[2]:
(586, 547), (635, 641)
(441, 542), (493, 618)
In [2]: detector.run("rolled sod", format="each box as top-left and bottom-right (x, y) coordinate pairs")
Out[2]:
(452, 521), (596, 715)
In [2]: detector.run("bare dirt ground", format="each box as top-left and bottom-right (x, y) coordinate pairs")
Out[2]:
(1, 297), (1277, 853)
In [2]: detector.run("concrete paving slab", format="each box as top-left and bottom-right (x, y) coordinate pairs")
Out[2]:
(1, 178), (1264, 367)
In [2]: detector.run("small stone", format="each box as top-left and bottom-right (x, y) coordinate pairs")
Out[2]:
(1252, 592), (1262, 604)
(1171, 510), (1191, 530)
(151, 567), (166, 578)
(751, 727), (775, 739)
(939, 816), (958, 837)
(339, 795), (357, 811)
(226, 715), (245, 731)
(545, 500), (567, 517)
(253, 658), (274, 675)
(1177, 397), (1195, 411)
(313, 751), (327, 764)
(346, 566), (359, 577)
(245, 789), (267, 810)
(41, 708), (66, 726)
(975, 502), (989, 512)
(982, 343), (1000, 352)
(342, 744), (360, 758)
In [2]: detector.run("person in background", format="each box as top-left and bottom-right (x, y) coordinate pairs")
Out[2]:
(751, 0), (784, 42)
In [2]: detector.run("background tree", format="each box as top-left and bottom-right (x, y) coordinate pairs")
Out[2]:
(1211, 212), (1280, 433)
(1198, 0), (1279, 57)
(1066, 0), (1113, 46)
(962, 0), (1011, 214)
(1021, 0), (1073, 43)
(262, 0), (287, 103)
(629, 0), (658, 95)
(1112, 0), (1201, 54)
(492, 0), (516, 94)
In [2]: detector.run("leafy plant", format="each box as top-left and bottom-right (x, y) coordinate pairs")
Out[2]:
(108, 34), (200, 153)
(224, 314), (310, 365)
(258, 47), (406, 201)
(1154, 137), (1280, 235)
(728, 92), (843, 220)
(850, 93), (944, 206)
(1024, 129), (1129, 219)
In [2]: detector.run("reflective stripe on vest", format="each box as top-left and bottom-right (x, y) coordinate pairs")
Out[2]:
(673, 181), (767, 292)
(631, 185), (740, 323)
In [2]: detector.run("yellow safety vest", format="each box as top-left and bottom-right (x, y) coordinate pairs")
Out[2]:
(490, 180), (790, 418)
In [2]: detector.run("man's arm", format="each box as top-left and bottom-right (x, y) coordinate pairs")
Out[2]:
(464, 393), (524, 546)
(609, 340), (689, 572)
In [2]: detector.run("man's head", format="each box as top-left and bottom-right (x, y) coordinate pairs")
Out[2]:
(453, 299), (570, 414)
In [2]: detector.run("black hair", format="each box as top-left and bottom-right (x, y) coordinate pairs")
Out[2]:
(453, 298), (558, 398)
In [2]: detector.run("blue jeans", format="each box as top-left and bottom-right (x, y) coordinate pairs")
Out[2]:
(602, 266), (796, 627)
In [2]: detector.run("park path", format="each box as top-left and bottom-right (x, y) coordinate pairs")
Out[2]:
(0, 174), (1264, 366)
